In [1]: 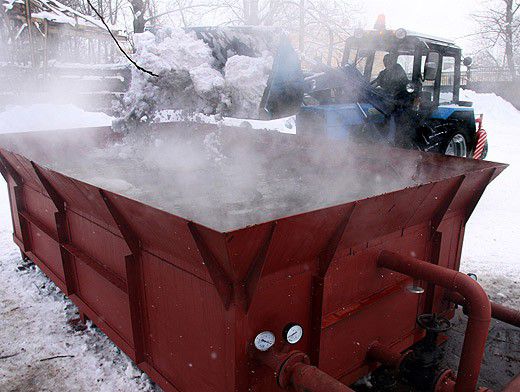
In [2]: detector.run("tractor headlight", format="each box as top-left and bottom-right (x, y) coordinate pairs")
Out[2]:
(406, 83), (416, 93)
(354, 29), (364, 39)
(395, 28), (407, 40)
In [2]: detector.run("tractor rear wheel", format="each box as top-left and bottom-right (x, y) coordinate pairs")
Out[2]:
(417, 122), (475, 158)
(445, 133), (468, 158)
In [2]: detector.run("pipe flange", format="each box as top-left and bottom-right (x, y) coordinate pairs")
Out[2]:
(277, 351), (310, 389)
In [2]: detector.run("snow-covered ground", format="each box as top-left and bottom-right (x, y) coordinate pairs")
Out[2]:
(0, 104), (113, 133)
(0, 93), (518, 390)
(460, 90), (520, 308)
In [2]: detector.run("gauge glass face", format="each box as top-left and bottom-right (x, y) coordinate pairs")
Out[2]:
(285, 324), (303, 344)
(254, 331), (275, 351)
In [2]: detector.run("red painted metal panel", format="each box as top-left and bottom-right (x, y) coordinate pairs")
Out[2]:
(103, 191), (211, 281)
(28, 224), (64, 279)
(74, 258), (134, 345)
(22, 186), (58, 234)
(320, 289), (420, 381)
(141, 251), (232, 391)
(67, 210), (129, 280)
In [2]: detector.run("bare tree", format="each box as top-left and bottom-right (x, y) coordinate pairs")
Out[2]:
(472, 0), (520, 79)
(209, 0), (360, 65)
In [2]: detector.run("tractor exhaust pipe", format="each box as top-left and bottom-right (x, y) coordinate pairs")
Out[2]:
(258, 350), (355, 392)
(377, 251), (492, 392)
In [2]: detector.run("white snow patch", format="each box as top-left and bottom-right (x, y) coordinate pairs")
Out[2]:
(189, 63), (225, 93)
(0, 104), (113, 133)
(132, 30), (214, 75)
(153, 109), (296, 134)
(224, 54), (272, 118)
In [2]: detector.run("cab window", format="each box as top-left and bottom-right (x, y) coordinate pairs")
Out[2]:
(440, 56), (455, 103)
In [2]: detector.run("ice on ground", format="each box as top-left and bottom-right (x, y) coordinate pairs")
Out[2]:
(0, 104), (113, 133)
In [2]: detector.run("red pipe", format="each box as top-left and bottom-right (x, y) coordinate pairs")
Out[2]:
(502, 373), (520, 392)
(447, 292), (520, 329)
(258, 350), (355, 392)
(366, 342), (406, 369)
(378, 251), (492, 392)
(290, 362), (355, 392)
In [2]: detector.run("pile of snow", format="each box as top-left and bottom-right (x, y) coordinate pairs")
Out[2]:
(460, 90), (520, 307)
(123, 29), (225, 118)
(0, 104), (113, 133)
(120, 28), (274, 129)
(224, 55), (272, 118)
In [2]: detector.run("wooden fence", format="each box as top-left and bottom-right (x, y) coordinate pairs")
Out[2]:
(0, 63), (131, 113)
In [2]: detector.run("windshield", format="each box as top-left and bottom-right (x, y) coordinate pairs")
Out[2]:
(345, 47), (414, 82)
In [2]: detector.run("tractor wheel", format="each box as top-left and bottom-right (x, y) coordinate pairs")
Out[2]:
(445, 133), (469, 158)
(481, 140), (489, 160)
(417, 122), (474, 158)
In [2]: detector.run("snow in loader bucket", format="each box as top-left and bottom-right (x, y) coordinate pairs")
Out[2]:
(0, 122), (512, 391)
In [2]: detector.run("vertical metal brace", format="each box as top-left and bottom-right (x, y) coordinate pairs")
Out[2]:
(310, 204), (356, 365)
(464, 168), (497, 222)
(31, 162), (76, 296)
(188, 222), (234, 310)
(423, 230), (443, 314)
(188, 222), (276, 312)
(0, 153), (31, 252)
(431, 175), (466, 231)
(242, 222), (276, 312)
(99, 189), (147, 364)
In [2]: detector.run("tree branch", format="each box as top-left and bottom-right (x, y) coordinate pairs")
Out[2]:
(85, 0), (158, 77)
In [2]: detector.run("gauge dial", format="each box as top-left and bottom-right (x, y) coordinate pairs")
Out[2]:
(254, 331), (276, 351)
(284, 323), (303, 345)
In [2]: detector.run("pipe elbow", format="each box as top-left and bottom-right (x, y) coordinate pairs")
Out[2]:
(451, 272), (491, 322)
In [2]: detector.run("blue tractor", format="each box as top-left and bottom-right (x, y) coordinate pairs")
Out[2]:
(260, 25), (489, 159)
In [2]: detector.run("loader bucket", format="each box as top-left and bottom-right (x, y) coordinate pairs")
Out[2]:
(0, 123), (507, 391)
(189, 26), (305, 119)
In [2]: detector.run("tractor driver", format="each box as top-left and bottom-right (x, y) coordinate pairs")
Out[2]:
(371, 53), (414, 148)
(371, 53), (409, 100)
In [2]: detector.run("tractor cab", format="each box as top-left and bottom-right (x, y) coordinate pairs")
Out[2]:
(294, 24), (487, 159)
(342, 27), (471, 110)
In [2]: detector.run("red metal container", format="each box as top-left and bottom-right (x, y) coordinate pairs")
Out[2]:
(0, 123), (508, 391)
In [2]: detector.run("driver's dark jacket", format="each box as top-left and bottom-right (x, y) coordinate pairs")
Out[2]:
(372, 63), (409, 101)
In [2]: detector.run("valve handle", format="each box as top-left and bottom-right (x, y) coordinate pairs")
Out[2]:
(417, 313), (451, 333)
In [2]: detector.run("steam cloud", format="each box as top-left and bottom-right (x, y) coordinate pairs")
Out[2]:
(1, 123), (422, 232)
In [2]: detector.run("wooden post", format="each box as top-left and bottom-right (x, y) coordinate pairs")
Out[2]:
(43, 19), (48, 88)
(24, 0), (35, 67)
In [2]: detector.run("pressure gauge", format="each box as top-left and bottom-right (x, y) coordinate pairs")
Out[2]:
(254, 331), (276, 351)
(283, 323), (303, 345)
